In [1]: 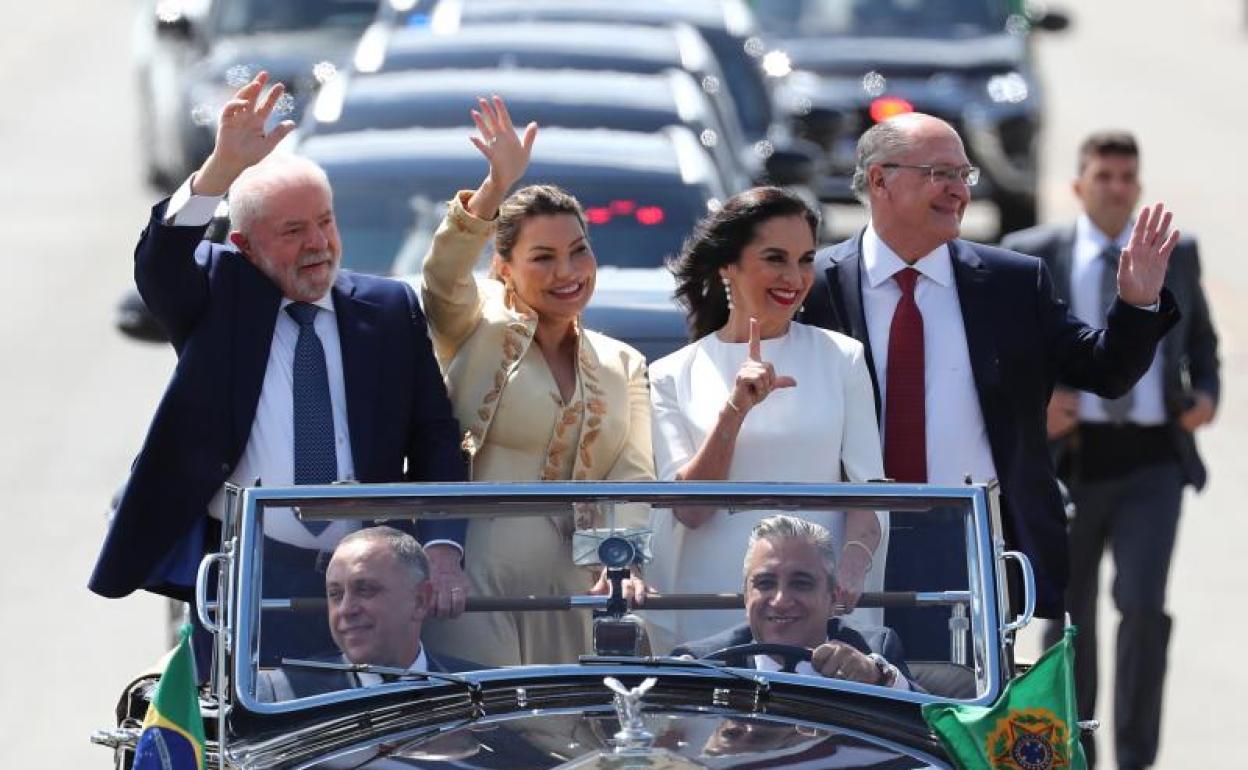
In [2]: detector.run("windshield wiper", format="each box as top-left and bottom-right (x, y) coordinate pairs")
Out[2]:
(281, 658), (485, 715)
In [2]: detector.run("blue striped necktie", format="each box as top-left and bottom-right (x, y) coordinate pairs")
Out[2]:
(287, 302), (336, 535)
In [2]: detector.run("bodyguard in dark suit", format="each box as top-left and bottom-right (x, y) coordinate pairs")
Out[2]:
(256, 527), (476, 701)
(89, 74), (469, 636)
(674, 515), (916, 690)
(799, 115), (1180, 641)
(1001, 131), (1219, 770)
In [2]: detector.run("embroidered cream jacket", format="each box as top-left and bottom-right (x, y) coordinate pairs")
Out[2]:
(420, 192), (655, 499)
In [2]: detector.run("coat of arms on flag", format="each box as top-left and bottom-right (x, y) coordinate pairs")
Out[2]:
(921, 626), (1087, 770)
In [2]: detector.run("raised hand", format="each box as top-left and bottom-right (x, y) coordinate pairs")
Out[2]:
(469, 95), (538, 192)
(1117, 202), (1180, 307)
(728, 318), (797, 414)
(194, 71), (297, 195)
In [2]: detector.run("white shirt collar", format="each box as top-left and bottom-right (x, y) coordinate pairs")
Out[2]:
(1076, 213), (1132, 251)
(279, 291), (336, 314)
(862, 224), (954, 289)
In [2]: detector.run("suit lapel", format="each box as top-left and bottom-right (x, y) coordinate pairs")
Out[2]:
(333, 273), (383, 481)
(824, 234), (881, 413)
(1049, 226), (1077, 305)
(949, 240), (1004, 416)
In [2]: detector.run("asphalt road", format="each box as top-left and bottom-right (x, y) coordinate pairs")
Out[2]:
(0, 1), (1242, 766)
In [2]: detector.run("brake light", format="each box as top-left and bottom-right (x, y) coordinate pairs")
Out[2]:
(869, 96), (914, 123)
(583, 202), (666, 226)
(635, 206), (665, 226)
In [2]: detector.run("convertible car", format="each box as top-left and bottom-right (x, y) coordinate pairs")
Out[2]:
(92, 480), (1037, 769)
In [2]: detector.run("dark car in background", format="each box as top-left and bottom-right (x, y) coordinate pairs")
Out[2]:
(298, 125), (725, 275)
(755, 0), (1069, 235)
(380, 0), (792, 166)
(303, 66), (754, 193)
(133, 0), (378, 188)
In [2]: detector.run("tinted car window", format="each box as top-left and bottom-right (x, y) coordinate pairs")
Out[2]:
(213, 0), (378, 35)
(331, 178), (711, 274)
(753, 0), (1011, 38)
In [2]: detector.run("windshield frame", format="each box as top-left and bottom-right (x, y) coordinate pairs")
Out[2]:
(223, 481), (1011, 717)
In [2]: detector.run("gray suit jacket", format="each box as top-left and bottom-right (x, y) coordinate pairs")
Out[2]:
(1001, 224), (1220, 489)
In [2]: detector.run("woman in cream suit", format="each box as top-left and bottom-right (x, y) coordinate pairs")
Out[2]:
(647, 187), (887, 653)
(419, 97), (653, 666)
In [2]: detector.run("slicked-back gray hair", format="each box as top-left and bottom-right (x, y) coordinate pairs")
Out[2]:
(850, 119), (914, 203)
(335, 525), (430, 585)
(228, 154), (333, 236)
(743, 514), (838, 590)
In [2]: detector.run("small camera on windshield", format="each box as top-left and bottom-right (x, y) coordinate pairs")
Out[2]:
(572, 528), (653, 567)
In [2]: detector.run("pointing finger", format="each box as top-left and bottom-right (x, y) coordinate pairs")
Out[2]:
(748, 317), (761, 361)
(493, 94), (514, 132)
(774, 375), (797, 390)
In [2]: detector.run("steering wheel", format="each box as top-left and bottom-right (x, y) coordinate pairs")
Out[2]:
(699, 643), (814, 673)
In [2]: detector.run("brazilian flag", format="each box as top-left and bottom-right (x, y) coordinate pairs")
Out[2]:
(922, 627), (1088, 770)
(133, 624), (206, 770)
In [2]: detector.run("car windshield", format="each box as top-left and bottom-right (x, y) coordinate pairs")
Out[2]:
(331, 179), (714, 275)
(752, 0), (1013, 39)
(212, 0), (377, 36)
(228, 484), (1001, 712)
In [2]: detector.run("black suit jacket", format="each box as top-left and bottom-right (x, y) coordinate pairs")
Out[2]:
(1000, 224), (1219, 490)
(800, 234), (1178, 617)
(90, 201), (467, 600)
(672, 620), (915, 683)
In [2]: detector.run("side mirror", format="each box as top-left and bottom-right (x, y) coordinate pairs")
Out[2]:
(762, 148), (817, 186)
(1031, 9), (1071, 33)
(116, 288), (170, 343)
(155, 5), (195, 40)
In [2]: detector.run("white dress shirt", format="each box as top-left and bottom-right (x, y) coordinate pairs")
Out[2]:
(1069, 215), (1166, 425)
(860, 225), (998, 485)
(356, 647), (429, 687)
(166, 177), (358, 549)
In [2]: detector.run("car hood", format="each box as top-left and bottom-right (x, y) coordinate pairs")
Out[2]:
(779, 34), (1025, 77)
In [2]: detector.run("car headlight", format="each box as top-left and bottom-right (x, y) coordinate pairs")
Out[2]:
(986, 72), (1030, 104)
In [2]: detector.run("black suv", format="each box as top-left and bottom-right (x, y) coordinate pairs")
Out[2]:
(755, 0), (1068, 235)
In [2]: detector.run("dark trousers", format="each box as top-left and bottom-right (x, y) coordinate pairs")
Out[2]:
(1044, 461), (1183, 769)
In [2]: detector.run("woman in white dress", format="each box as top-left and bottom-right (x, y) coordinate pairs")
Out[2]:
(647, 187), (886, 652)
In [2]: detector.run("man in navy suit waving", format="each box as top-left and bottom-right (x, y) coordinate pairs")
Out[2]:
(90, 73), (468, 651)
(800, 114), (1180, 641)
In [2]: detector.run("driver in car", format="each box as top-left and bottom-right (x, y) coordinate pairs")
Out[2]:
(256, 526), (473, 701)
(672, 515), (916, 690)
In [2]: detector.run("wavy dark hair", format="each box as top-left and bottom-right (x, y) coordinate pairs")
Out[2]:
(669, 187), (819, 340)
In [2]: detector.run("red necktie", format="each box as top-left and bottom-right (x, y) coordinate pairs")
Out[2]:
(884, 268), (926, 482)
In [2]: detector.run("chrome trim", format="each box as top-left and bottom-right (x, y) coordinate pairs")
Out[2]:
(195, 552), (229, 635)
(1000, 550), (1036, 635)
(231, 481), (1008, 716)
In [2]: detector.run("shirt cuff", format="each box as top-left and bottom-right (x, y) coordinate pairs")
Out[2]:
(1126, 298), (1161, 312)
(164, 174), (225, 227)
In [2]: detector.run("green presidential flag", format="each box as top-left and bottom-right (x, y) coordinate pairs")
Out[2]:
(922, 627), (1087, 770)
(132, 624), (206, 770)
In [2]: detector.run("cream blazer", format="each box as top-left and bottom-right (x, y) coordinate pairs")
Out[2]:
(420, 192), (655, 492)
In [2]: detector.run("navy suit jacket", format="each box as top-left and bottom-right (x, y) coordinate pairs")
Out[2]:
(672, 620), (915, 683)
(89, 201), (466, 600)
(799, 234), (1178, 617)
(1000, 224), (1219, 490)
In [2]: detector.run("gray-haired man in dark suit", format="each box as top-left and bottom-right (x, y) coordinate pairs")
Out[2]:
(257, 526), (473, 701)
